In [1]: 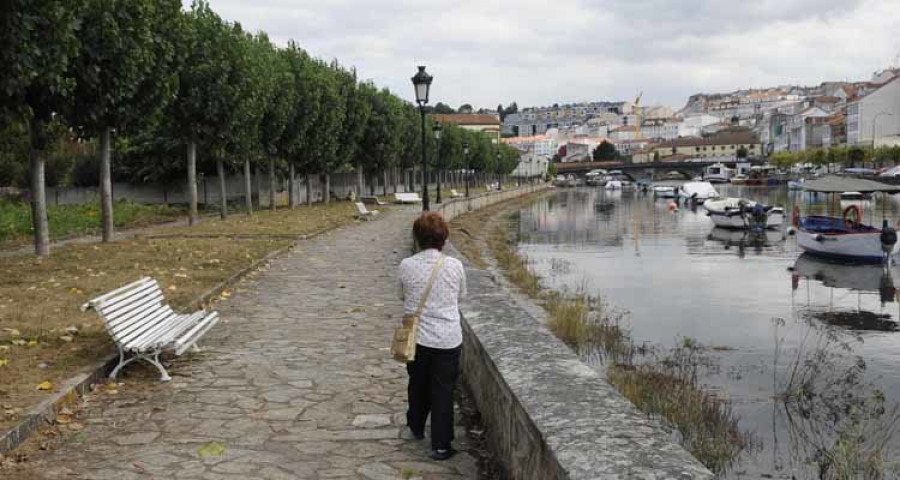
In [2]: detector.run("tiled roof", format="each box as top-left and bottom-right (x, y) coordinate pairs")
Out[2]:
(655, 129), (760, 148)
(611, 125), (639, 132)
(430, 114), (499, 126)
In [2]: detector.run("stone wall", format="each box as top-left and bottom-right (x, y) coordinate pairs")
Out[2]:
(438, 186), (714, 480)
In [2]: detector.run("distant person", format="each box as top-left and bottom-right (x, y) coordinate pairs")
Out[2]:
(398, 212), (467, 461)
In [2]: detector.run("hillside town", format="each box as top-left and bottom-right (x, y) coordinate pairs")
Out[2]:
(488, 66), (900, 169)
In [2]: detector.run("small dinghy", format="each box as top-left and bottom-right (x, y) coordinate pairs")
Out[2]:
(704, 198), (785, 230)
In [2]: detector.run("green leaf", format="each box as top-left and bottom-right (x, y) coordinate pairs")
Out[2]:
(197, 441), (226, 458)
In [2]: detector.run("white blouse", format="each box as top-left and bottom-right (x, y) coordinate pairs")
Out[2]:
(398, 249), (467, 349)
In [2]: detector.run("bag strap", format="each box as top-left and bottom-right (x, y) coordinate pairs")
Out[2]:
(414, 254), (444, 319)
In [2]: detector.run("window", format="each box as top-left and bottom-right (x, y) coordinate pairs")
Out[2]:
(731, 145), (736, 150)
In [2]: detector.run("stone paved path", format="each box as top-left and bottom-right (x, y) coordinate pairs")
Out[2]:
(15, 207), (478, 479)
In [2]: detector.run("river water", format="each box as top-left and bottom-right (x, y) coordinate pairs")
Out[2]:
(513, 186), (900, 479)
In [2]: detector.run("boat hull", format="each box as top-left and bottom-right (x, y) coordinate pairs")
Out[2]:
(709, 211), (784, 229)
(797, 229), (900, 262)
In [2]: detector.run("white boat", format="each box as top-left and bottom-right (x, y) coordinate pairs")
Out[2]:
(678, 181), (719, 204)
(653, 185), (676, 198)
(704, 163), (731, 184)
(795, 176), (900, 262)
(586, 169), (607, 186)
(704, 198), (785, 230)
(605, 180), (623, 190)
(788, 179), (805, 190)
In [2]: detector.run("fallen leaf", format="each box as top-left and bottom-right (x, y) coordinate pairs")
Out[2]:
(56, 415), (72, 425)
(0, 359), (8, 367)
(197, 441), (226, 458)
(27, 340), (38, 347)
(36, 381), (53, 391)
(168, 285), (177, 291)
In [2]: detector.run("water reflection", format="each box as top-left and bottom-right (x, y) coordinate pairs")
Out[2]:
(515, 187), (900, 478)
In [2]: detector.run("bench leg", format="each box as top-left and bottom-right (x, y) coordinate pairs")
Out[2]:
(109, 349), (171, 382)
(192, 343), (202, 353)
(109, 348), (137, 380)
(146, 352), (172, 382)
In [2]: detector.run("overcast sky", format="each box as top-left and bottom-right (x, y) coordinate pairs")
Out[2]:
(192, 0), (900, 109)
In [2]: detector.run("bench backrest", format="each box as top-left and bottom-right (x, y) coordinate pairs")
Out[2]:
(355, 202), (369, 215)
(396, 193), (421, 201)
(81, 277), (174, 347)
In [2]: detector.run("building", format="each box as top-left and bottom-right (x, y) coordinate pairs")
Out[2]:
(787, 107), (831, 151)
(679, 114), (721, 137)
(510, 151), (550, 178)
(641, 119), (681, 141)
(847, 77), (900, 147)
(822, 111), (847, 148)
(501, 135), (559, 157)
(431, 114), (501, 143)
(612, 138), (654, 157)
(609, 125), (639, 141)
(653, 128), (762, 159)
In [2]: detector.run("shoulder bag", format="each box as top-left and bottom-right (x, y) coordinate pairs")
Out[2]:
(391, 254), (444, 363)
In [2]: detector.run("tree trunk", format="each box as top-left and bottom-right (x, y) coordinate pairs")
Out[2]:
(324, 173), (331, 205)
(269, 157), (277, 211)
(217, 159), (228, 219)
(357, 163), (364, 196)
(187, 141), (198, 226)
(30, 143), (49, 257)
(289, 162), (296, 208)
(243, 159), (253, 215)
(306, 174), (314, 205)
(100, 128), (114, 243)
(383, 170), (388, 196)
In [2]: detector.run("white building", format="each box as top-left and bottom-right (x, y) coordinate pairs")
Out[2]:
(847, 77), (900, 147)
(679, 114), (721, 137)
(641, 120), (681, 141)
(511, 152), (550, 178)
(501, 134), (559, 157)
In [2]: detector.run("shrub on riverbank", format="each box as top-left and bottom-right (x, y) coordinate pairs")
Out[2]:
(481, 217), (753, 475)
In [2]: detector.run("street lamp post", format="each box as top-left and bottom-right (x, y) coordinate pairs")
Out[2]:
(433, 123), (443, 204)
(873, 111), (895, 150)
(411, 66), (433, 211)
(496, 152), (502, 190)
(463, 142), (470, 198)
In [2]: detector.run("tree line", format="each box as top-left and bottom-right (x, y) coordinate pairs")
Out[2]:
(768, 145), (900, 171)
(1, 0), (521, 256)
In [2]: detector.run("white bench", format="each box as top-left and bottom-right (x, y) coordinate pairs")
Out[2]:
(394, 192), (423, 204)
(355, 202), (379, 220)
(360, 196), (386, 206)
(81, 277), (220, 382)
(450, 189), (464, 198)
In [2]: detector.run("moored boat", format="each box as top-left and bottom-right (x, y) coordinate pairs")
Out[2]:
(704, 198), (784, 230)
(730, 174), (749, 185)
(653, 185), (676, 198)
(678, 181), (719, 204)
(793, 176), (900, 262)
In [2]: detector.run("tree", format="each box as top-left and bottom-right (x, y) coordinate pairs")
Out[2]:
(736, 145), (749, 160)
(305, 60), (345, 204)
(593, 140), (619, 161)
(0, 0), (83, 256)
(432, 102), (455, 114)
(170, 1), (247, 222)
(254, 33), (294, 212)
(457, 104), (473, 114)
(282, 43), (321, 205)
(334, 67), (371, 197)
(360, 88), (403, 196)
(69, 0), (184, 241)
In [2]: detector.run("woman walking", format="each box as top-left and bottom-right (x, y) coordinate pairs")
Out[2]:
(398, 211), (467, 461)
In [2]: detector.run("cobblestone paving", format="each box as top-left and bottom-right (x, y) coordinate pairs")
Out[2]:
(16, 207), (478, 479)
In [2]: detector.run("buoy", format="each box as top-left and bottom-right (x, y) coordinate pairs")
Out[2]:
(667, 201), (679, 212)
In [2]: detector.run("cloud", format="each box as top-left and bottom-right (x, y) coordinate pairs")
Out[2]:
(193, 0), (900, 109)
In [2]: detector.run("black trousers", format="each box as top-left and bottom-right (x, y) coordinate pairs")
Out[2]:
(406, 344), (461, 450)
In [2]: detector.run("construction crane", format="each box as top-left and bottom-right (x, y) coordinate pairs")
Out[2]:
(634, 91), (643, 139)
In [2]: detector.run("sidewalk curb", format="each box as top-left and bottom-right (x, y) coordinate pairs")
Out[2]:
(0, 222), (341, 458)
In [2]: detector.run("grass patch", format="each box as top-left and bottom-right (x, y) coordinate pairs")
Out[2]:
(0, 200), (361, 431)
(0, 199), (183, 246)
(451, 202), (753, 475)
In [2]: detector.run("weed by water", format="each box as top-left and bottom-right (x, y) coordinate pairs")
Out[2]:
(479, 217), (753, 475)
